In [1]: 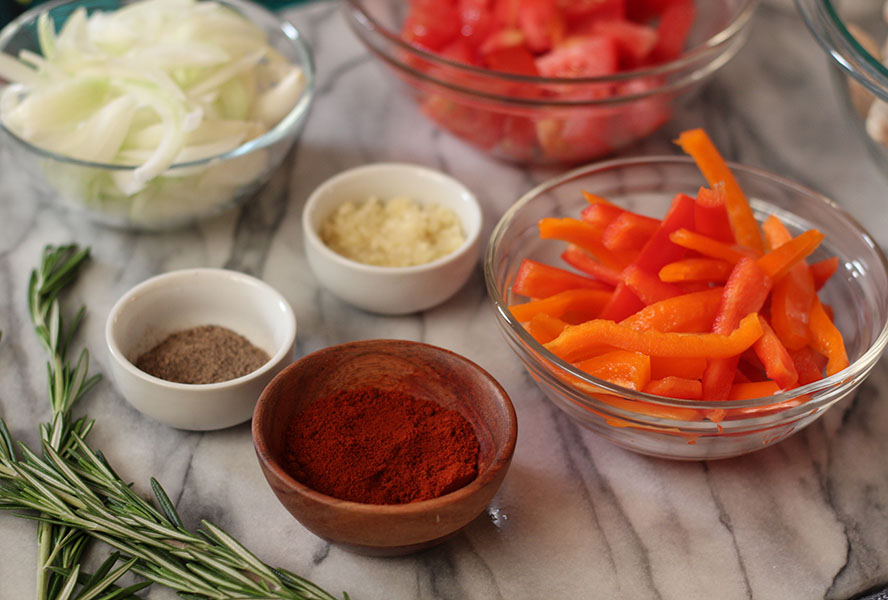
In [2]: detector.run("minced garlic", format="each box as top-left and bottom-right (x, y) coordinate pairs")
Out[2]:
(320, 196), (465, 267)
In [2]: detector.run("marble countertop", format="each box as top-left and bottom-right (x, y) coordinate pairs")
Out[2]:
(2, 1), (888, 599)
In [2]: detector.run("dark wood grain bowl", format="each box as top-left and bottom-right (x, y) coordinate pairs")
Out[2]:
(251, 339), (517, 556)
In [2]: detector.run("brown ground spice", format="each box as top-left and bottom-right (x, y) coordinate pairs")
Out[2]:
(135, 325), (270, 384)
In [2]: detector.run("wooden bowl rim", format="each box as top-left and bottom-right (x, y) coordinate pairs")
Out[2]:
(252, 338), (518, 515)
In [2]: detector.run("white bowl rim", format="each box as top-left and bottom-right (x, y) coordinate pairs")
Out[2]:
(105, 267), (297, 391)
(302, 162), (482, 274)
(484, 154), (888, 415)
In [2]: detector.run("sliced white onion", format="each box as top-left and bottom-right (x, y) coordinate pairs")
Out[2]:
(0, 0), (305, 203)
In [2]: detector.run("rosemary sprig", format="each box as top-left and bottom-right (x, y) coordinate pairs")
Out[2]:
(0, 244), (347, 600)
(25, 245), (135, 600)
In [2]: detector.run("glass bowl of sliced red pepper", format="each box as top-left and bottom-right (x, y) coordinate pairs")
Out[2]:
(343, 0), (757, 165)
(484, 139), (888, 460)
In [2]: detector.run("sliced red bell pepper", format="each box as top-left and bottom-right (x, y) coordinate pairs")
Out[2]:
(560, 245), (623, 286)
(658, 258), (732, 283)
(575, 350), (651, 391)
(602, 211), (661, 252)
(810, 257), (839, 291)
(761, 214), (792, 250)
(538, 218), (637, 270)
(675, 128), (764, 254)
(770, 264), (816, 351)
(582, 190), (616, 205)
(702, 257), (772, 400)
(621, 264), (682, 305)
(752, 316), (799, 389)
(650, 355), (707, 380)
(509, 288), (612, 323)
(760, 216), (817, 350)
(589, 393), (704, 422)
(512, 258), (611, 298)
(788, 346), (826, 385)
(694, 184), (734, 244)
(643, 376), (703, 400)
(526, 312), (569, 344)
(620, 287), (723, 333)
(712, 258), (772, 334)
(727, 381), (781, 401)
(808, 298), (849, 376)
(544, 312), (763, 363)
(756, 229), (824, 282)
(580, 202), (624, 231)
(599, 192), (695, 320)
(669, 228), (751, 264)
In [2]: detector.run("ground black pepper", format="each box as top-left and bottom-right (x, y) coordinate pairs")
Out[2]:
(135, 325), (270, 384)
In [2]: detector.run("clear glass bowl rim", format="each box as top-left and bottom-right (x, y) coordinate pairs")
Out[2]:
(0, 0), (316, 171)
(484, 155), (888, 421)
(343, 0), (759, 90)
(796, 0), (888, 103)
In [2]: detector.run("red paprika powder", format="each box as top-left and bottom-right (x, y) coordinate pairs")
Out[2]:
(284, 387), (480, 504)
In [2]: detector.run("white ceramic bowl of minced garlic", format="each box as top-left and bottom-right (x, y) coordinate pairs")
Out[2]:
(302, 163), (482, 314)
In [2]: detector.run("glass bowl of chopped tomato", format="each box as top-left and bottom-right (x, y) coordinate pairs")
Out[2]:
(344, 0), (756, 165)
(484, 151), (888, 459)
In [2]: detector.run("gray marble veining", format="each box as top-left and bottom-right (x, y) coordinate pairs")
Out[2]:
(2, 1), (888, 599)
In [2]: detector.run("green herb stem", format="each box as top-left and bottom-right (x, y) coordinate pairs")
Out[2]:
(0, 244), (347, 600)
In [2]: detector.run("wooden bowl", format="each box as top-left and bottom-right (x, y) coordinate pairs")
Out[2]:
(251, 339), (517, 556)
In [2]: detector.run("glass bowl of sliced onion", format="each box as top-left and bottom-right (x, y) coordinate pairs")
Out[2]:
(0, 0), (314, 230)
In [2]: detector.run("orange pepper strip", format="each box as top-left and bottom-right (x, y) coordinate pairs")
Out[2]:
(669, 228), (752, 264)
(675, 128), (764, 253)
(712, 258), (772, 334)
(582, 191), (616, 205)
(694, 184), (735, 244)
(602, 212), (661, 252)
(590, 393), (704, 422)
(727, 381), (781, 401)
(580, 202), (624, 231)
(761, 214), (792, 249)
(658, 258), (732, 283)
(650, 356), (707, 379)
(599, 193), (697, 321)
(509, 288), (612, 323)
(643, 376), (703, 400)
(512, 258), (611, 299)
(539, 218), (636, 270)
(752, 316), (799, 389)
(771, 265), (816, 351)
(575, 350), (651, 391)
(620, 287), (724, 333)
(703, 258), (772, 400)
(788, 346), (825, 385)
(621, 264), (682, 305)
(759, 216), (816, 350)
(755, 229), (824, 281)
(560, 245), (623, 286)
(526, 313), (569, 344)
(810, 256), (839, 291)
(809, 298), (850, 376)
(544, 312), (763, 363)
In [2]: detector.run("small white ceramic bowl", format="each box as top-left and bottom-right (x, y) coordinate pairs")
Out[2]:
(105, 268), (296, 430)
(302, 163), (482, 315)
